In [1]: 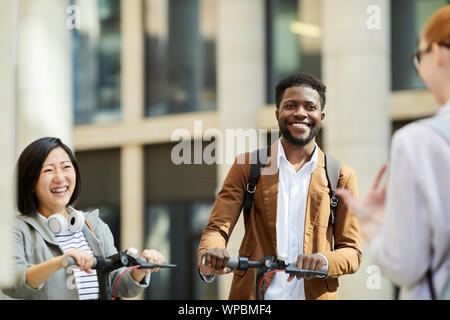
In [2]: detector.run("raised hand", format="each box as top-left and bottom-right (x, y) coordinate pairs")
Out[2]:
(335, 163), (389, 242)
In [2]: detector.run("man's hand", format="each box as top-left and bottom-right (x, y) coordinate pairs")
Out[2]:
(199, 248), (232, 276)
(287, 253), (327, 282)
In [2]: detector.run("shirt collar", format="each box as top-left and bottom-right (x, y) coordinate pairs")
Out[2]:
(277, 138), (319, 172)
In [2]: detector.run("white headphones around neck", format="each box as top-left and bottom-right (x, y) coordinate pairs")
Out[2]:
(47, 211), (84, 234)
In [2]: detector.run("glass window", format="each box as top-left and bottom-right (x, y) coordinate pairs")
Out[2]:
(144, 204), (172, 299)
(391, 0), (449, 91)
(72, 0), (121, 124)
(74, 148), (121, 250)
(144, 143), (217, 299)
(144, 0), (217, 116)
(144, 201), (216, 300)
(144, 142), (217, 203)
(266, 0), (322, 103)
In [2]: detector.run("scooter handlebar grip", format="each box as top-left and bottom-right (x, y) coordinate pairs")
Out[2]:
(227, 258), (240, 269)
(62, 256), (98, 269)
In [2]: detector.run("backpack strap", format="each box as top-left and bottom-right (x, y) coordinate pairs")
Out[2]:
(243, 146), (270, 220)
(324, 153), (341, 227)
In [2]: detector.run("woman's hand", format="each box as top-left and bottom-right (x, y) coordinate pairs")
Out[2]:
(131, 249), (165, 283)
(62, 249), (95, 274)
(335, 163), (389, 242)
(25, 249), (94, 289)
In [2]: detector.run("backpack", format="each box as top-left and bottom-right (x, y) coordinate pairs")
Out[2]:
(242, 146), (341, 249)
(421, 117), (450, 300)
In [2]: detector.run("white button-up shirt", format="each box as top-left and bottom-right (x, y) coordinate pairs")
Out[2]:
(370, 100), (450, 299)
(265, 140), (319, 300)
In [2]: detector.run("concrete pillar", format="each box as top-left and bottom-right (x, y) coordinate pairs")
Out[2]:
(120, 0), (145, 299)
(120, 0), (144, 265)
(120, 0), (144, 253)
(0, 0), (72, 292)
(17, 0), (73, 152)
(122, 0), (144, 122)
(322, 0), (392, 299)
(0, 0), (18, 289)
(120, 145), (144, 253)
(216, 0), (266, 299)
(120, 144), (144, 300)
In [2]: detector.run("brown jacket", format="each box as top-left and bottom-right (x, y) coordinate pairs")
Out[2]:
(198, 140), (362, 300)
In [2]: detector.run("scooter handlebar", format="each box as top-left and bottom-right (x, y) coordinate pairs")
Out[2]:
(62, 255), (177, 270)
(62, 256), (98, 269)
(284, 264), (328, 277)
(226, 257), (264, 271)
(226, 257), (328, 277)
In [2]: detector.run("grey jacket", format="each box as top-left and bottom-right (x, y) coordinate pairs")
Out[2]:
(2, 208), (150, 300)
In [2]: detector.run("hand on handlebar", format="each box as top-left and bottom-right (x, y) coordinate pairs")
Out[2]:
(199, 248), (232, 276)
(131, 249), (165, 283)
(287, 253), (327, 282)
(62, 249), (94, 274)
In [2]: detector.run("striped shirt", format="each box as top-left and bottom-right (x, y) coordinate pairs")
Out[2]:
(37, 212), (100, 300)
(55, 230), (100, 300)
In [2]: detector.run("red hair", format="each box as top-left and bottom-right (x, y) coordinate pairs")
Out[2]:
(421, 4), (450, 45)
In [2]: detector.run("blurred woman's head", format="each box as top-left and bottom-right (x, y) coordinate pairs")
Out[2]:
(416, 4), (450, 104)
(17, 137), (81, 217)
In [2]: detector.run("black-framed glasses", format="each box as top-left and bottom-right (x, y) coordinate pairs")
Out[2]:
(411, 42), (450, 72)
